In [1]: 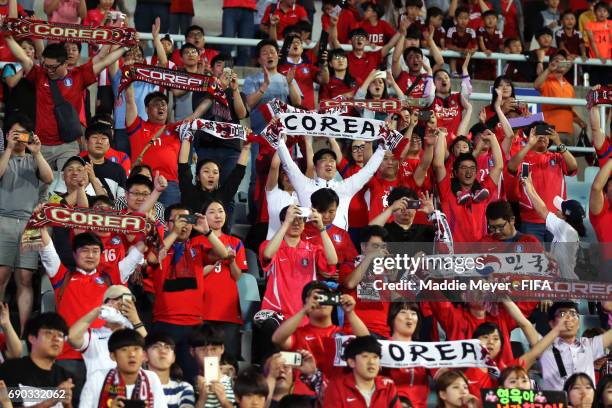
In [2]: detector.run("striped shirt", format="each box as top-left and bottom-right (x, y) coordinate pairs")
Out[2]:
(204, 375), (235, 408)
(163, 379), (196, 408)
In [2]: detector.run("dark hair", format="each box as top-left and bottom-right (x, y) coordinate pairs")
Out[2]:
(473, 321), (502, 339)
(294, 20), (312, 34)
(504, 37), (521, 48)
(387, 186), (418, 206)
(548, 301), (579, 321)
(42, 43), (68, 63)
(455, 6), (470, 17)
(85, 123), (113, 141)
(310, 188), (339, 212)
(195, 158), (221, 188)
(361, 1), (384, 18)
(327, 48), (357, 88)
(426, 7), (444, 25)
(180, 43), (199, 55)
(469, 123), (489, 140)
(313, 148), (337, 164)
(490, 76), (516, 107)
(387, 302), (421, 338)
(188, 323), (224, 347)
(164, 203), (191, 223)
(560, 10), (576, 19)
(145, 332), (176, 350)
(563, 373), (595, 404)
(482, 9), (497, 18)
(18, 37), (35, 49)
(91, 113), (114, 129)
(498, 366), (530, 388)
(452, 153), (477, 173)
(403, 46), (423, 62)
(91, 195), (114, 208)
(185, 25), (205, 36)
(5, 112), (34, 133)
(279, 205), (291, 223)
(583, 327), (605, 338)
(25, 312), (68, 340)
(552, 49), (569, 59)
(535, 27), (554, 39)
(125, 174), (154, 194)
(280, 34), (304, 65)
(405, 25), (422, 40)
(449, 135), (473, 154)
(594, 1), (609, 13)
(72, 232), (104, 252)
(405, 0), (423, 7)
(108, 329), (145, 352)
(131, 164), (153, 178)
(595, 374), (612, 408)
(278, 395), (314, 408)
(211, 53), (228, 67)
(343, 335), (382, 360)
(256, 39), (279, 58)
(360, 225), (388, 243)
(301, 280), (330, 303)
(144, 91), (169, 107)
(234, 367), (269, 399)
(486, 200), (515, 222)
(349, 28), (369, 39)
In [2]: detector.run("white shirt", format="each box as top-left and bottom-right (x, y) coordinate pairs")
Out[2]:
(266, 186), (299, 239)
(78, 326), (116, 376)
(277, 141), (386, 230)
(541, 335), (605, 391)
(546, 212), (579, 280)
(79, 369), (168, 408)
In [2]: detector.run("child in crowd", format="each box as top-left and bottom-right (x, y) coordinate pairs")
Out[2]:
(360, 2), (396, 47)
(434, 370), (480, 408)
(446, 7), (477, 76)
(233, 368), (269, 408)
(318, 48), (356, 100)
(533, 28), (559, 76)
(557, 10), (588, 61)
(476, 10), (502, 80)
(424, 7), (446, 49)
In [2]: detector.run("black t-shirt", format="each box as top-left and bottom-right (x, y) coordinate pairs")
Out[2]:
(83, 157), (127, 200)
(384, 222), (436, 244)
(0, 357), (72, 403)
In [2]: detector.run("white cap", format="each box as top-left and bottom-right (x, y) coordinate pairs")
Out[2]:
(553, 196), (565, 212)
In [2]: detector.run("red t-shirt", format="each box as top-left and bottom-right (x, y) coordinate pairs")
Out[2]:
(323, 374), (402, 408)
(98, 234), (130, 285)
(151, 236), (210, 326)
(50, 264), (107, 360)
(80, 148), (131, 175)
(278, 61), (319, 111)
(259, 239), (332, 320)
(319, 76), (356, 100)
(223, 0), (256, 10)
(508, 151), (575, 224)
(596, 139), (611, 168)
(477, 27), (502, 52)
(447, 26), (477, 49)
(262, 3), (308, 40)
(438, 173), (497, 242)
(367, 175), (399, 221)
(500, 0), (518, 39)
(26, 61), (97, 145)
(465, 367), (497, 399)
(288, 324), (341, 378)
(468, 0), (492, 30)
(360, 19), (396, 47)
(432, 93), (464, 137)
(396, 72), (426, 98)
(348, 50), (383, 85)
(170, 48), (219, 68)
(127, 117), (180, 182)
(591, 205), (612, 243)
(321, 9), (359, 44)
(0, 4), (26, 62)
(338, 158), (369, 228)
(170, 0), (194, 14)
(83, 8), (115, 26)
(202, 234), (247, 324)
(302, 223), (357, 267)
(556, 29), (583, 55)
(383, 366), (429, 408)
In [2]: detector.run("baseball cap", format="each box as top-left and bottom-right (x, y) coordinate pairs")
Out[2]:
(553, 196), (586, 221)
(61, 156), (86, 171)
(103, 285), (134, 303)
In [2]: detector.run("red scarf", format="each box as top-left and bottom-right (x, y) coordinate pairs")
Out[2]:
(98, 369), (154, 408)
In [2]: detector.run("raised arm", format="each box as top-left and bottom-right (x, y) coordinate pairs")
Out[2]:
(311, 209), (338, 265)
(341, 146), (386, 196)
(380, 30), (404, 57)
(589, 158), (612, 216)
(520, 318), (564, 369)
(534, 59), (556, 90)
(124, 82), (138, 128)
(277, 139), (312, 187)
(265, 152), (281, 192)
(304, 136), (315, 179)
(0, 303), (22, 359)
(507, 127), (537, 173)
(502, 299), (539, 347)
(370, 197), (410, 226)
(329, 138), (344, 168)
(151, 18), (168, 67)
(5, 36), (33, 75)
(67, 307), (101, 350)
(391, 24), (406, 79)
(262, 205), (297, 261)
(328, 15), (342, 49)
(425, 27), (445, 71)
(92, 46), (128, 76)
(433, 123), (448, 182)
(493, 89), (515, 156)
(481, 130), (503, 184)
(522, 174), (551, 221)
(589, 94), (606, 150)
(272, 293), (319, 349)
(456, 94), (473, 137)
(138, 171), (167, 214)
(413, 130), (436, 186)
(342, 295), (369, 336)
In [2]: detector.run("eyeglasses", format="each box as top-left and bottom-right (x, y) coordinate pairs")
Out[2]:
(187, 32), (204, 39)
(333, 55), (347, 60)
(458, 165), (477, 172)
(352, 35), (367, 41)
(556, 310), (579, 319)
(150, 342), (174, 351)
(182, 49), (199, 56)
(487, 221), (508, 232)
(40, 329), (65, 340)
(128, 191), (150, 198)
(42, 62), (64, 72)
(352, 144), (366, 152)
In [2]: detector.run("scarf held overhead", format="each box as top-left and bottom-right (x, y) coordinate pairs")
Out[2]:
(177, 119), (248, 141)
(2, 18), (137, 45)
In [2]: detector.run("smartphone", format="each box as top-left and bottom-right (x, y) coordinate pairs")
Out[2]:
(316, 291), (341, 305)
(558, 61), (572, 69)
(179, 214), (198, 224)
(14, 131), (33, 144)
(280, 351), (303, 367)
(121, 294), (134, 304)
(374, 70), (386, 79)
(297, 206), (312, 219)
(223, 67), (233, 79)
(317, 30), (329, 65)
(534, 124), (553, 136)
(330, 5), (342, 17)
(520, 162), (529, 179)
(204, 356), (220, 383)
(405, 200), (422, 209)
(417, 110), (433, 121)
(122, 401), (145, 408)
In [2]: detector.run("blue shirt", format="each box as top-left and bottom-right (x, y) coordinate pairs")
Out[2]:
(111, 70), (158, 130)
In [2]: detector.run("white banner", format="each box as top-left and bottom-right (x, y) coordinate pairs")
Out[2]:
(333, 336), (499, 374)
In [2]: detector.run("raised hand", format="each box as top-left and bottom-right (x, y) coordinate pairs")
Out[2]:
(152, 17), (161, 39)
(153, 171), (168, 192)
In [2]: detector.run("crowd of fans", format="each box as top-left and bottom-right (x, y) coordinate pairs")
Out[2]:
(0, 0), (610, 406)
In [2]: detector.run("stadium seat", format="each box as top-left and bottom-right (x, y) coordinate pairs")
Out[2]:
(565, 181), (590, 209)
(238, 273), (260, 331)
(40, 275), (56, 313)
(584, 166), (599, 184)
(230, 223), (251, 241)
(246, 248), (262, 278)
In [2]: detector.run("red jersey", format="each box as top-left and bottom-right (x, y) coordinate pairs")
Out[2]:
(151, 236), (211, 326)
(338, 158), (369, 228)
(427, 301), (537, 368)
(360, 19), (396, 47)
(590, 205), (612, 243)
(98, 234), (130, 285)
(500, 0), (519, 39)
(383, 367), (429, 408)
(319, 76), (356, 100)
(438, 174), (497, 242)
(477, 27), (502, 52)
(127, 117), (180, 182)
(447, 26), (477, 49)
(0, 3), (26, 62)
(556, 29), (583, 55)
(321, 9), (359, 44)
(278, 61), (319, 111)
(323, 373), (402, 408)
(465, 367), (497, 399)
(259, 239), (332, 320)
(50, 264), (108, 360)
(468, 0), (492, 30)
(26, 61), (97, 145)
(596, 138), (611, 168)
(262, 3), (308, 40)
(348, 50), (383, 85)
(426, 26), (446, 48)
(509, 151), (575, 224)
(288, 324), (341, 378)
(170, 0), (194, 14)
(302, 223), (357, 267)
(83, 8), (116, 26)
(202, 234), (247, 324)
(170, 48), (219, 68)
(223, 0), (256, 9)
(367, 175), (399, 221)
(80, 148), (131, 175)
(433, 93), (464, 136)
(396, 72), (426, 98)
(339, 258), (390, 337)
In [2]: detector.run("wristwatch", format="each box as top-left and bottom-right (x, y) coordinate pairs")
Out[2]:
(557, 143), (567, 153)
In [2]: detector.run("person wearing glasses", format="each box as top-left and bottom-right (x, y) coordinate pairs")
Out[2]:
(541, 301), (612, 390)
(145, 333), (195, 408)
(170, 25), (219, 70)
(0, 313), (74, 407)
(480, 200), (541, 245)
(6, 41), (129, 172)
(67, 285), (147, 376)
